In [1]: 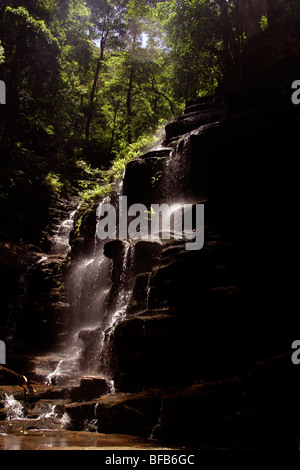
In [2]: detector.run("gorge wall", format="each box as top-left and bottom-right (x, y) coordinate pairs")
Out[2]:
(4, 85), (298, 391)
(1, 27), (300, 448)
(102, 93), (298, 392)
(61, 90), (300, 449)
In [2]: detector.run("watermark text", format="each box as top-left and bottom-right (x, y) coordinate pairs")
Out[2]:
(0, 80), (6, 105)
(96, 197), (204, 251)
(291, 80), (300, 105)
(291, 340), (300, 365)
(0, 340), (6, 364)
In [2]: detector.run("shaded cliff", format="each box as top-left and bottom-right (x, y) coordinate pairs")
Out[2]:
(63, 88), (300, 450)
(103, 91), (298, 392)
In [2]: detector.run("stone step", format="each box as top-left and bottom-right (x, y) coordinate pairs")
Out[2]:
(185, 95), (216, 107)
(165, 111), (224, 141)
(140, 148), (173, 160)
(178, 108), (224, 121)
(184, 102), (225, 115)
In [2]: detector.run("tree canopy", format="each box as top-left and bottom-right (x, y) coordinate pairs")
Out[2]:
(0, 0), (298, 243)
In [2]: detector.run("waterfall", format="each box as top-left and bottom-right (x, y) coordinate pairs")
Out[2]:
(42, 184), (137, 384)
(161, 132), (193, 203)
(43, 197), (113, 384)
(4, 395), (25, 420)
(97, 243), (135, 379)
(149, 399), (164, 440)
(40, 109), (215, 388)
(66, 243), (111, 333)
(50, 208), (78, 255)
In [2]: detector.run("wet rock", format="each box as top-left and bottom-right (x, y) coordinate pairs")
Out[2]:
(70, 202), (98, 258)
(110, 314), (181, 391)
(65, 400), (98, 430)
(69, 377), (111, 403)
(0, 416), (65, 435)
(60, 353), (296, 450)
(123, 156), (166, 207)
(185, 95), (216, 107)
(140, 148), (172, 160)
(104, 239), (127, 262)
(127, 273), (150, 314)
(27, 399), (66, 419)
(0, 243), (42, 330)
(165, 109), (225, 141)
(96, 393), (162, 437)
(183, 101), (225, 115)
(88, 381), (248, 445)
(132, 240), (162, 274)
(0, 384), (69, 402)
(10, 253), (70, 351)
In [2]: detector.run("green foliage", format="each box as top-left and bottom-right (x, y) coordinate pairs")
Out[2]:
(0, 41), (5, 64)
(1, 0), (297, 245)
(4, 6), (59, 46)
(155, 0), (222, 101)
(81, 183), (113, 203)
(103, 128), (163, 182)
(260, 15), (268, 31)
(45, 172), (64, 194)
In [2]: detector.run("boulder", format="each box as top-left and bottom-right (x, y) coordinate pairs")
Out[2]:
(140, 148), (172, 160)
(165, 109), (225, 141)
(104, 239), (127, 262)
(69, 377), (111, 403)
(123, 156), (167, 207)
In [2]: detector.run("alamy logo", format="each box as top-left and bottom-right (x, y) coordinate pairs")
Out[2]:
(291, 340), (300, 365)
(291, 80), (300, 105)
(0, 340), (6, 364)
(0, 80), (6, 105)
(96, 197), (204, 251)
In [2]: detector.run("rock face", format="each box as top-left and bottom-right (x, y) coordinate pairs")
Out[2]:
(104, 93), (299, 395)
(165, 99), (225, 141)
(0, 197), (81, 354)
(123, 152), (168, 208)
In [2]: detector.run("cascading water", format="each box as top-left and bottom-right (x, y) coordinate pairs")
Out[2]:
(160, 132), (193, 203)
(96, 243), (135, 379)
(42, 198), (113, 384)
(149, 399), (164, 440)
(49, 207), (78, 255)
(41, 115), (213, 388)
(4, 395), (25, 420)
(42, 185), (136, 385)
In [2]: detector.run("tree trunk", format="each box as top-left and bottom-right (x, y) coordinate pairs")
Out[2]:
(126, 68), (134, 145)
(216, 0), (234, 74)
(85, 39), (105, 142)
(109, 100), (120, 153)
(151, 81), (175, 115)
